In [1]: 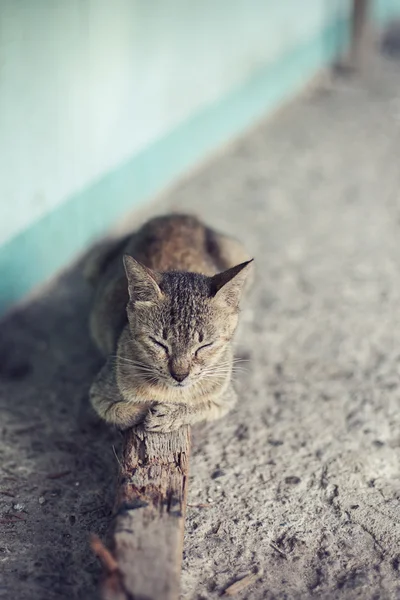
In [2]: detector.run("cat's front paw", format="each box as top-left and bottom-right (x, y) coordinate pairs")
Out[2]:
(144, 403), (186, 433)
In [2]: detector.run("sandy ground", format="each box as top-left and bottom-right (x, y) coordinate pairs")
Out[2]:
(1, 48), (400, 599)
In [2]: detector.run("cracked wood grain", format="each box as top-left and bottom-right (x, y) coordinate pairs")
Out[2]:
(96, 426), (190, 600)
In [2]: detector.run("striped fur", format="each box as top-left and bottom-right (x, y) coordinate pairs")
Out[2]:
(88, 214), (253, 432)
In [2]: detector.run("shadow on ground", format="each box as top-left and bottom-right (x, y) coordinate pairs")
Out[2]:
(0, 267), (119, 600)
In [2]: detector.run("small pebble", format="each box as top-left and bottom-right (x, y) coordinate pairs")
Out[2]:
(75, 482), (80, 487)
(207, 497), (213, 503)
(285, 476), (301, 485)
(211, 468), (226, 479)
(38, 496), (46, 505)
(12, 503), (25, 512)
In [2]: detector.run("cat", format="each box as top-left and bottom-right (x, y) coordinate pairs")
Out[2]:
(86, 214), (253, 433)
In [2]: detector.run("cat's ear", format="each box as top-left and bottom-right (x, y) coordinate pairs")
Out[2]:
(123, 255), (162, 302)
(211, 259), (254, 307)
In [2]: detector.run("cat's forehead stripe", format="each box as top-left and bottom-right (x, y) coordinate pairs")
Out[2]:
(160, 272), (211, 338)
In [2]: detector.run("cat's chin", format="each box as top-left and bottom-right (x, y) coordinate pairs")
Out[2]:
(147, 378), (193, 391)
(167, 380), (192, 390)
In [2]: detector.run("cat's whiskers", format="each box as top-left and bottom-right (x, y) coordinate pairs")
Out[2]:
(201, 369), (231, 380)
(111, 355), (153, 368)
(115, 357), (162, 375)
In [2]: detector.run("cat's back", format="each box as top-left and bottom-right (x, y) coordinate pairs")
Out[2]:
(125, 214), (215, 274)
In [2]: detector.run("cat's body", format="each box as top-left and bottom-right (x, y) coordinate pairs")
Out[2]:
(87, 214), (252, 432)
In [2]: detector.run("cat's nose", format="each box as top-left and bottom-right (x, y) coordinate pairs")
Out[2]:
(170, 369), (189, 383)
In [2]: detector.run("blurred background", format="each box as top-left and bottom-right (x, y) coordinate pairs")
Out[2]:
(0, 0), (398, 314)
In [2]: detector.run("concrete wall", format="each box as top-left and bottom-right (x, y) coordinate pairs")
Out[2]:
(0, 0), (398, 312)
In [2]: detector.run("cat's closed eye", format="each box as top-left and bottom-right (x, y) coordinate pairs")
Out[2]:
(195, 342), (214, 357)
(149, 336), (169, 355)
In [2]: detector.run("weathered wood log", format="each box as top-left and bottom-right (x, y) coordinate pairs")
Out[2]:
(93, 426), (191, 600)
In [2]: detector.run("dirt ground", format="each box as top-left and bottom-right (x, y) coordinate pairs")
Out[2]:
(1, 48), (400, 600)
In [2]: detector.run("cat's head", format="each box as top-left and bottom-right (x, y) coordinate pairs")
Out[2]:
(122, 255), (253, 390)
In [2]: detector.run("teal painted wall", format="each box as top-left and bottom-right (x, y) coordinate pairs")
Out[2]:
(375, 0), (400, 21)
(0, 0), (351, 246)
(0, 0), (398, 313)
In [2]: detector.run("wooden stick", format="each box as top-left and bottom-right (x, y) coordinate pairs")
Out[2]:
(96, 426), (190, 600)
(223, 568), (263, 596)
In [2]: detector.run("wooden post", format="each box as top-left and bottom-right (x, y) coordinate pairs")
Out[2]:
(93, 426), (190, 600)
(349, 0), (370, 69)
